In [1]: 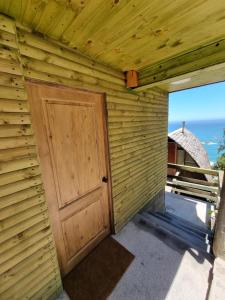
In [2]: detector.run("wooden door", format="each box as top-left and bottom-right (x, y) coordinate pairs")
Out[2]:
(168, 142), (177, 176)
(26, 82), (111, 275)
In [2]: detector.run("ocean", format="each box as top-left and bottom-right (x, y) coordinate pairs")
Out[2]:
(168, 119), (225, 164)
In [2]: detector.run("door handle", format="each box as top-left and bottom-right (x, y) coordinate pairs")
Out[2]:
(102, 176), (108, 183)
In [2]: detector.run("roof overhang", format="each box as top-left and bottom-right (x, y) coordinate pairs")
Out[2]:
(1, 0), (225, 92)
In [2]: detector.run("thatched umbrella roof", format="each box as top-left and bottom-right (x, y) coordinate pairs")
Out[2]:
(169, 127), (211, 180)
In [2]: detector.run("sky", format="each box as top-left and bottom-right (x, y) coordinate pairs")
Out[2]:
(169, 82), (225, 122)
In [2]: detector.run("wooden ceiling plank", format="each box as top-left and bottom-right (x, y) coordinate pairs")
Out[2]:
(33, 2), (49, 29)
(83, 1), (157, 67)
(46, 8), (76, 40)
(88, 0), (188, 57)
(60, 0), (89, 13)
(74, 0), (153, 44)
(1, 0), (225, 74)
(68, 1), (199, 67)
(95, 1), (224, 67)
(21, 0), (46, 27)
(34, 0), (63, 34)
(0, 0), (12, 14)
(98, 1), (225, 70)
(62, 0), (168, 66)
(62, 0), (105, 45)
(7, 0), (27, 22)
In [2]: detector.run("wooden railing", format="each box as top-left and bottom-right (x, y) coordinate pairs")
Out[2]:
(167, 163), (220, 203)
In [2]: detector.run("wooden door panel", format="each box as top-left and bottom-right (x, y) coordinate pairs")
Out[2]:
(26, 82), (111, 275)
(62, 192), (105, 260)
(44, 100), (101, 207)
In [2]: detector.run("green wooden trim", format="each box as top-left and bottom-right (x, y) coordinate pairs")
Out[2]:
(135, 38), (225, 92)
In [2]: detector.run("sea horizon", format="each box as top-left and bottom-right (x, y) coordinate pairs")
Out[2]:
(168, 118), (225, 164)
(169, 117), (225, 123)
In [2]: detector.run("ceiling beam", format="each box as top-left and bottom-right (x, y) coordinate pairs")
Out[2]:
(134, 38), (225, 92)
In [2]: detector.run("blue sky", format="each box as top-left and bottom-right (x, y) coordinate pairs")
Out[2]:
(169, 82), (225, 122)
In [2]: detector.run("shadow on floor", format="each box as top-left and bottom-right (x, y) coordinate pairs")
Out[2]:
(108, 219), (213, 300)
(61, 193), (214, 300)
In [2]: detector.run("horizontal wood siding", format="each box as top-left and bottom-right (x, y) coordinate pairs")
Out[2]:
(108, 94), (168, 230)
(0, 15), (62, 300)
(17, 28), (168, 232)
(0, 13), (168, 299)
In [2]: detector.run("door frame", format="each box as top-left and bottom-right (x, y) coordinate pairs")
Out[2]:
(25, 79), (115, 259)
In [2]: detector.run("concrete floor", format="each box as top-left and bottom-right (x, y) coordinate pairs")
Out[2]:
(165, 191), (215, 230)
(109, 220), (213, 300)
(56, 291), (70, 300)
(58, 220), (213, 300)
(108, 193), (214, 300)
(57, 192), (214, 300)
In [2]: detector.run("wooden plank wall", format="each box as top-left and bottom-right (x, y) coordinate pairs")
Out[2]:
(0, 13), (168, 299)
(0, 15), (62, 299)
(17, 28), (168, 231)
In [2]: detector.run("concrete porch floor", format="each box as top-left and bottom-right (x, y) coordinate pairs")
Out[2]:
(108, 192), (214, 300)
(58, 192), (214, 300)
(108, 220), (212, 300)
(165, 190), (215, 230)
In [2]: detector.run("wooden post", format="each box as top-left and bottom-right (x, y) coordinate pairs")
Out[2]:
(126, 70), (138, 88)
(213, 170), (225, 260)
